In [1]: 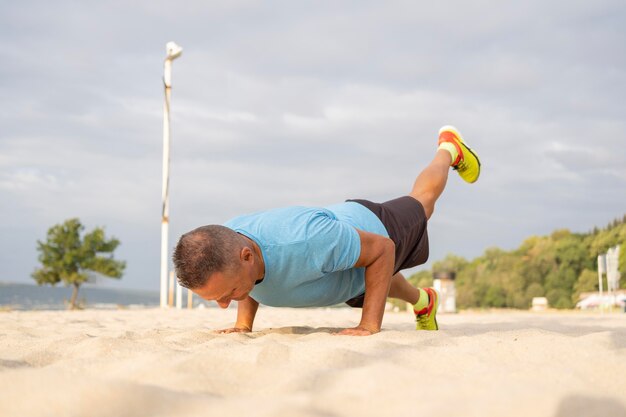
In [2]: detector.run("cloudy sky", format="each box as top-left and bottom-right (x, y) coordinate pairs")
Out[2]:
(1, 0), (625, 291)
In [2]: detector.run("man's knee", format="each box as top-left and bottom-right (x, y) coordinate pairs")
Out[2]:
(410, 192), (435, 218)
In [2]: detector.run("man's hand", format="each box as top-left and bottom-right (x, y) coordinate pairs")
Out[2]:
(214, 297), (259, 334)
(335, 326), (376, 336)
(215, 326), (251, 334)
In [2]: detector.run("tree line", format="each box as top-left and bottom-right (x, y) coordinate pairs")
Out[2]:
(407, 214), (626, 309)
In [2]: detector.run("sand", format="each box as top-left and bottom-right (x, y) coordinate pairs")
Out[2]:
(0, 307), (625, 417)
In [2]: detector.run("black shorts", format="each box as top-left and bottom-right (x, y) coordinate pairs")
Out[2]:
(344, 196), (429, 308)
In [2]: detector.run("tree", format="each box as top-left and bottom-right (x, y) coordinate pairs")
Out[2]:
(572, 269), (598, 304)
(32, 218), (126, 309)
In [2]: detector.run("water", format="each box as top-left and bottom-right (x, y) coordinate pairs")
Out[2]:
(0, 282), (162, 310)
(0, 282), (346, 311)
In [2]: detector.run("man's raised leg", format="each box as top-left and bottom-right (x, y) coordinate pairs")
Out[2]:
(392, 126), (481, 330)
(409, 125), (481, 219)
(409, 150), (451, 220)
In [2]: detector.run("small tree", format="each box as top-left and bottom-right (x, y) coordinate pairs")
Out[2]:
(32, 218), (126, 309)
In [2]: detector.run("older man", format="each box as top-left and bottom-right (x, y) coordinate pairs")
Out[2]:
(173, 126), (480, 336)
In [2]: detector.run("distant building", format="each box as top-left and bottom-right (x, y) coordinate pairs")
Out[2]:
(576, 290), (626, 310)
(531, 297), (548, 311)
(433, 271), (456, 313)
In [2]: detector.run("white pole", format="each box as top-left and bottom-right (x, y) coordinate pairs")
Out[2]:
(168, 270), (175, 307)
(598, 254), (606, 313)
(187, 288), (193, 309)
(176, 281), (183, 310)
(607, 246), (620, 312)
(160, 42), (182, 308)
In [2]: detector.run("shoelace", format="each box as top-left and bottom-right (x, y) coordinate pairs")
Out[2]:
(416, 311), (431, 326)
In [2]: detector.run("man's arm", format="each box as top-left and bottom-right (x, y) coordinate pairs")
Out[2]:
(215, 296), (259, 334)
(338, 229), (395, 336)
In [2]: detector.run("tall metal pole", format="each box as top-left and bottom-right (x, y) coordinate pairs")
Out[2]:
(598, 254), (605, 313)
(161, 42), (182, 308)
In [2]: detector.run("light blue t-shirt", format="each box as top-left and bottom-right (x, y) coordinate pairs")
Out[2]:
(223, 202), (388, 307)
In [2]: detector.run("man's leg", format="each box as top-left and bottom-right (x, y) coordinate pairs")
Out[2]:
(389, 147), (452, 319)
(388, 272), (420, 304)
(410, 126), (482, 219)
(408, 150), (452, 220)
(388, 271), (438, 331)
(386, 127), (481, 330)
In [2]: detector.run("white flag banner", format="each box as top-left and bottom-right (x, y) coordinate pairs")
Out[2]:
(598, 254), (607, 275)
(606, 245), (621, 292)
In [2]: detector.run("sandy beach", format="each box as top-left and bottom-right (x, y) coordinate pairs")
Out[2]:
(1, 307), (625, 417)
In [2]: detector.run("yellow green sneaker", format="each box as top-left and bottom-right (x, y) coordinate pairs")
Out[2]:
(438, 125), (481, 183)
(414, 287), (439, 330)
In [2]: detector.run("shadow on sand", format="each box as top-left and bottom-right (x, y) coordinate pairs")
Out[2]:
(554, 394), (626, 417)
(251, 326), (339, 336)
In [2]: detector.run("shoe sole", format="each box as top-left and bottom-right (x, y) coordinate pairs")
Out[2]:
(432, 288), (439, 330)
(439, 125), (481, 183)
(434, 290), (439, 330)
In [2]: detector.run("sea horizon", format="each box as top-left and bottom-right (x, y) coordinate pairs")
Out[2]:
(0, 281), (170, 310)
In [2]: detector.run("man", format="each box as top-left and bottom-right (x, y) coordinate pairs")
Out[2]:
(173, 126), (480, 336)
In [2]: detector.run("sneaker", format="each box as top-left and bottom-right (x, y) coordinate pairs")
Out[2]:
(438, 125), (481, 183)
(414, 287), (439, 330)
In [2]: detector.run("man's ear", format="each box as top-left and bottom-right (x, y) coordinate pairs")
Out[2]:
(240, 246), (253, 262)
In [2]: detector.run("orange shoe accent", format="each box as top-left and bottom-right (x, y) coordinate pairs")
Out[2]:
(438, 131), (464, 167)
(414, 288), (435, 316)
(414, 287), (439, 330)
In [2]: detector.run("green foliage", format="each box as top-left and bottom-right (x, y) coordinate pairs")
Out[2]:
(525, 282), (544, 299)
(407, 270), (433, 289)
(432, 254), (468, 274)
(572, 269), (598, 303)
(32, 218), (126, 308)
(407, 214), (626, 310)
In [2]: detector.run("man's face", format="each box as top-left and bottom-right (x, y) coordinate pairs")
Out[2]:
(193, 267), (255, 309)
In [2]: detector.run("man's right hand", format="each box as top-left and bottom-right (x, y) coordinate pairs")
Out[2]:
(215, 326), (251, 334)
(215, 297), (259, 335)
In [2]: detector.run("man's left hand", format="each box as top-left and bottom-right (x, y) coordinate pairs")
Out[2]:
(335, 326), (377, 336)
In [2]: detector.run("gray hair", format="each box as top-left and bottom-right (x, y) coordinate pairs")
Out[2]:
(172, 225), (242, 289)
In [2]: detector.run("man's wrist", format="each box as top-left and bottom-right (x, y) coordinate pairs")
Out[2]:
(357, 322), (380, 334)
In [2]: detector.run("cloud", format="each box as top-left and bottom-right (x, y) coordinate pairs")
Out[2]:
(0, 168), (61, 192)
(1, 0), (625, 289)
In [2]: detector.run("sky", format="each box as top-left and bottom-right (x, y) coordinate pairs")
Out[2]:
(1, 0), (625, 291)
